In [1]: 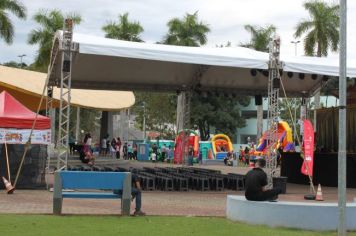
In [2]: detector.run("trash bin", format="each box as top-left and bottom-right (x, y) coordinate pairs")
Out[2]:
(273, 176), (288, 194)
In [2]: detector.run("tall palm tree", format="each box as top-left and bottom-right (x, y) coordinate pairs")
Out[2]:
(0, 0), (26, 44)
(162, 11), (210, 46)
(241, 24), (276, 52)
(102, 12), (143, 42)
(28, 9), (81, 70)
(294, 0), (339, 57)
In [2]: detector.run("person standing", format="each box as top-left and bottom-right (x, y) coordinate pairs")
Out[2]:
(245, 158), (282, 201)
(123, 142), (128, 160)
(82, 133), (94, 165)
(132, 143), (138, 160)
(101, 134), (108, 156)
(69, 135), (75, 155)
(115, 137), (122, 159)
(161, 144), (167, 162)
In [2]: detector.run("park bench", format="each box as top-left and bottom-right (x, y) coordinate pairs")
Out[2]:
(53, 171), (131, 215)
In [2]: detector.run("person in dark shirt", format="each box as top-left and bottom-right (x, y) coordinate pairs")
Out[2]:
(131, 174), (145, 216)
(123, 142), (128, 160)
(245, 158), (282, 201)
(114, 173), (145, 216)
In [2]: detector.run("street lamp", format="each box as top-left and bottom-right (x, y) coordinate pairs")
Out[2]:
(18, 54), (26, 68)
(290, 40), (300, 56)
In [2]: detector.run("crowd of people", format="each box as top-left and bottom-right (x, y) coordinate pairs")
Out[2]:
(77, 133), (141, 166)
(150, 143), (174, 163)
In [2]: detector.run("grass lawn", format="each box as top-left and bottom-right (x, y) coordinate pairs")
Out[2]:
(0, 214), (354, 236)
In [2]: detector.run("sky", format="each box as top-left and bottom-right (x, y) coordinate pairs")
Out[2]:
(1, 0), (356, 65)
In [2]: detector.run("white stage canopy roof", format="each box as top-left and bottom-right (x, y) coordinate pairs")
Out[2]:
(48, 31), (356, 97)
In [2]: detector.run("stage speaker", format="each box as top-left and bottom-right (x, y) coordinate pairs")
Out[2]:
(255, 95), (262, 106)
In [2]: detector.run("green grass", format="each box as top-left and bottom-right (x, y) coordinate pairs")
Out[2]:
(0, 215), (352, 236)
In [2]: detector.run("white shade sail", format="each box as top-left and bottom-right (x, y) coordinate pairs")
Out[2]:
(0, 65), (135, 111)
(48, 31), (356, 97)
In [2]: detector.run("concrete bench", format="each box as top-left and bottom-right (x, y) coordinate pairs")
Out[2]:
(53, 171), (131, 215)
(227, 195), (356, 230)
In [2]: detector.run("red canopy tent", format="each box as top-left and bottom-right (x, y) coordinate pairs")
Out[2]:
(0, 91), (50, 129)
(0, 91), (50, 144)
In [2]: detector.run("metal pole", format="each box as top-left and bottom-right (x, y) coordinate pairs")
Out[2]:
(338, 0), (347, 235)
(291, 41), (300, 56)
(127, 108), (130, 141)
(143, 102), (146, 141)
(75, 107), (80, 141)
(293, 98), (297, 141)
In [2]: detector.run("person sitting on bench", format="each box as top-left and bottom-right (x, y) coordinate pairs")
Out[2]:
(114, 174), (145, 216)
(131, 174), (146, 216)
(245, 158), (282, 201)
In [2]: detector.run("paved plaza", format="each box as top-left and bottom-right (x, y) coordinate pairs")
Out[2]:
(1, 161), (356, 216)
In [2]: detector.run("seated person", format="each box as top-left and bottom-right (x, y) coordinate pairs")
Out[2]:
(79, 149), (95, 166)
(114, 174), (145, 216)
(245, 158), (282, 201)
(223, 151), (233, 166)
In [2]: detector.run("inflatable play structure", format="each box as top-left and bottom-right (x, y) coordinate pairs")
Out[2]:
(254, 121), (295, 155)
(211, 134), (233, 160)
(174, 130), (200, 164)
(199, 141), (213, 160)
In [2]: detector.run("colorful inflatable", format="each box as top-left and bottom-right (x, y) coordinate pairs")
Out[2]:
(255, 121), (295, 155)
(211, 134), (233, 160)
(174, 129), (200, 164)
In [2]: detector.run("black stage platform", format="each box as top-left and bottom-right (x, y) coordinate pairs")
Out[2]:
(281, 152), (356, 188)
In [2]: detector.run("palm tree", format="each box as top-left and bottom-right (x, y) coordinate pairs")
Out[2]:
(162, 11), (210, 46)
(241, 24), (276, 52)
(102, 12), (143, 42)
(28, 9), (81, 70)
(0, 0), (26, 44)
(294, 0), (339, 57)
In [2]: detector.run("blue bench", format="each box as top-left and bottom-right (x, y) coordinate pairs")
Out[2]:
(53, 171), (132, 215)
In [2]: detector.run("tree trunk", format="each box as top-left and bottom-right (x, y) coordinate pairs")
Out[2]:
(317, 43), (322, 57)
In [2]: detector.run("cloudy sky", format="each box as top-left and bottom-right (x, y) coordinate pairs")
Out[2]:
(1, 0), (355, 65)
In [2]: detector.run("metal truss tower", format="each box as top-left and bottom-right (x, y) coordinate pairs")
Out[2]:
(57, 19), (75, 170)
(45, 86), (54, 174)
(265, 36), (282, 187)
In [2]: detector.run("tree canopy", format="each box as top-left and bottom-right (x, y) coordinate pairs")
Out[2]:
(294, 0), (339, 57)
(191, 93), (250, 141)
(240, 24), (276, 52)
(0, 0), (26, 44)
(28, 9), (81, 71)
(102, 12), (144, 42)
(132, 92), (177, 139)
(162, 11), (210, 46)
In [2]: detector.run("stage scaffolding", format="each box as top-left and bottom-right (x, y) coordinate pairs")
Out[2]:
(55, 19), (78, 170)
(265, 36), (282, 187)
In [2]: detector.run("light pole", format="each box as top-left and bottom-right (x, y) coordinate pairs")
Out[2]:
(290, 40), (300, 56)
(18, 54), (26, 68)
(142, 102), (146, 142)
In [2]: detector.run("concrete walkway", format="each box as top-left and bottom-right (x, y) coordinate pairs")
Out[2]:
(0, 190), (230, 216)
